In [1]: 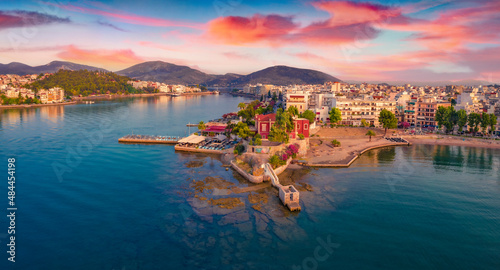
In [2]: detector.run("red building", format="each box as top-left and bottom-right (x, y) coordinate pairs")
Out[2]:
(201, 124), (227, 136)
(255, 114), (310, 140)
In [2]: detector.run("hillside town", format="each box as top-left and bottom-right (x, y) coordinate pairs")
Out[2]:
(128, 80), (203, 93)
(0, 73), (205, 105)
(240, 82), (500, 134)
(0, 74), (65, 104)
(1, 72), (500, 135)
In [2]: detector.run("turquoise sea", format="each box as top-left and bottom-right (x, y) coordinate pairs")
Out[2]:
(1, 94), (499, 269)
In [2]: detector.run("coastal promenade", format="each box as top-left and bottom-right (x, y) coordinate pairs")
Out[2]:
(306, 136), (410, 167)
(73, 91), (216, 101)
(405, 134), (500, 149)
(0, 101), (77, 109)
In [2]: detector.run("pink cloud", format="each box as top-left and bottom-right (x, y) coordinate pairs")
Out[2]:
(383, 0), (500, 51)
(207, 14), (298, 45)
(206, 1), (402, 46)
(56, 45), (143, 70)
(312, 1), (401, 27)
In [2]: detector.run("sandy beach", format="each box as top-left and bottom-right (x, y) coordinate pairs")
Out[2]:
(304, 127), (500, 167)
(405, 135), (500, 149)
(305, 127), (409, 166)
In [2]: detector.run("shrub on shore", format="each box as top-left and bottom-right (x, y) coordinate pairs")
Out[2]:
(331, 139), (341, 147)
(234, 144), (245, 155)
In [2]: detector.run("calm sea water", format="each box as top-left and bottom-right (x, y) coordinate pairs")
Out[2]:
(0, 95), (499, 270)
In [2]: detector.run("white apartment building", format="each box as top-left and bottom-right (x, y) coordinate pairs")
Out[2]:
(335, 96), (396, 126)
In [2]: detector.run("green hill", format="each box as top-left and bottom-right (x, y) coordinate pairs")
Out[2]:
(26, 70), (143, 96)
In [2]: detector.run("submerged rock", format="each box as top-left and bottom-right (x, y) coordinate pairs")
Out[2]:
(209, 197), (244, 209)
(185, 160), (205, 168)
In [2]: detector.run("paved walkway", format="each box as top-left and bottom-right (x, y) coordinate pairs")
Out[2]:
(305, 136), (409, 167)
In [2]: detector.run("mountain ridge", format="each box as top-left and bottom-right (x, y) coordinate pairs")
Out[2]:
(115, 61), (342, 86)
(2, 60), (497, 87)
(0, 61), (108, 75)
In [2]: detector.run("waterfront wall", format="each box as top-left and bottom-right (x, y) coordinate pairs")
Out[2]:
(0, 101), (77, 109)
(245, 138), (309, 157)
(230, 160), (264, 183)
(119, 138), (178, 144)
(230, 158), (292, 184)
(174, 145), (226, 154)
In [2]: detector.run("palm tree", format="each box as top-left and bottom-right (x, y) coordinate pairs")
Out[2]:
(197, 121), (206, 132)
(366, 130), (376, 141)
(237, 102), (246, 110)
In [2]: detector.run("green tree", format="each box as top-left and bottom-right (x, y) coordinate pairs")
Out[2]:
(268, 126), (289, 143)
(237, 100), (259, 122)
(448, 107), (458, 133)
(269, 155), (281, 169)
(234, 144), (245, 155)
(255, 107), (265, 115)
(468, 113), (481, 134)
(267, 90), (271, 98)
(480, 112), (490, 134)
(361, 119), (369, 127)
(457, 109), (467, 132)
(268, 108), (293, 143)
(436, 106), (457, 134)
(300, 109), (315, 123)
(275, 108), (294, 132)
(329, 107), (342, 125)
(379, 109), (398, 136)
(489, 114), (497, 135)
(435, 106), (448, 129)
(287, 106), (299, 116)
(197, 121), (206, 131)
(225, 121), (234, 138)
(232, 122), (250, 139)
(237, 102), (246, 110)
(366, 130), (376, 141)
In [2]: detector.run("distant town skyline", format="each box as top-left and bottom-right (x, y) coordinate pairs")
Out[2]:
(1, 0), (499, 82)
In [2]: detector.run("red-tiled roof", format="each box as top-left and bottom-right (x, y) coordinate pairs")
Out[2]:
(203, 125), (227, 133)
(255, 113), (276, 122)
(205, 125), (226, 130)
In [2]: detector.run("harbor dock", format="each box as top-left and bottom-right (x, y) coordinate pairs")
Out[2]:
(118, 135), (181, 144)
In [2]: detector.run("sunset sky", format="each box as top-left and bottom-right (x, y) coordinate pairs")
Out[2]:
(1, 0), (499, 82)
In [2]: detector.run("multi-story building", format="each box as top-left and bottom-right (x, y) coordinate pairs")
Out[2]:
(255, 114), (310, 140)
(404, 97), (418, 126)
(4, 88), (35, 99)
(38, 87), (65, 103)
(405, 97), (451, 128)
(286, 91), (309, 114)
(335, 97), (396, 127)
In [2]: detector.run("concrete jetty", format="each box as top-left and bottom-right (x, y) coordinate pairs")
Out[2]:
(118, 135), (181, 144)
(264, 163), (301, 211)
